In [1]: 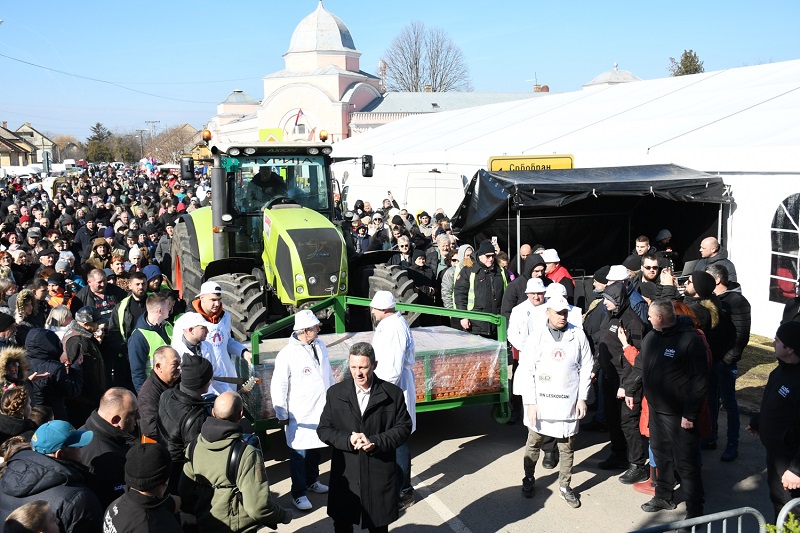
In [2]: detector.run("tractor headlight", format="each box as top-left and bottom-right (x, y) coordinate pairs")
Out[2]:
(329, 274), (337, 283)
(228, 148), (241, 156)
(321, 147), (332, 155)
(295, 274), (303, 282)
(339, 283), (347, 292)
(296, 286), (304, 294)
(308, 276), (317, 285)
(243, 147), (257, 155)
(341, 271), (346, 280)
(307, 147), (320, 155)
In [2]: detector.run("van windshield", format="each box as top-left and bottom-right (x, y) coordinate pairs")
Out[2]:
(230, 155), (331, 215)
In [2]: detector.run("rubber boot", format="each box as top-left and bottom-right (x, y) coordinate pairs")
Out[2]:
(633, 466), (656, 496)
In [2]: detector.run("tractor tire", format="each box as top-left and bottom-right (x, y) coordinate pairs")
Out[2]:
(208, 273), (269, 343)
(171, 221), (203, 302)
(367, 264), (421, 326)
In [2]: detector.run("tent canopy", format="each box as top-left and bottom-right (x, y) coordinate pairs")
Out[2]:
(452, 164), (732, 234)
(451, 164), (733, 281)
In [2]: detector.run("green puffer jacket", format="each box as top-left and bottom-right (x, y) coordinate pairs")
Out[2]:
(179, 417), (286, 532)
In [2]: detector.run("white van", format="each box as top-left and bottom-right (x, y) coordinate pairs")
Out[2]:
(339, 168), (468, 218)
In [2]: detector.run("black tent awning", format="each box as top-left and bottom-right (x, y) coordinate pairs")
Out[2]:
(451, 164), (733, 235)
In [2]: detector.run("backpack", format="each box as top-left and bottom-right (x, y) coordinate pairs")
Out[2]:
(187, 433), (260, 503)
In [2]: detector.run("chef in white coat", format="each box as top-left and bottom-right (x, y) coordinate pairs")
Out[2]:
(271, 309), (335, 512)
(370, 290), (417, 510)
(171, 312), (234, 396)
(516, 296), (593, 509)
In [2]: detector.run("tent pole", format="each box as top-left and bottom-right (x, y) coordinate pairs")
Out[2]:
(516, 208), (521, 274)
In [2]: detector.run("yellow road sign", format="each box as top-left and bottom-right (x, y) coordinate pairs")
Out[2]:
(488, 155), (574, 172)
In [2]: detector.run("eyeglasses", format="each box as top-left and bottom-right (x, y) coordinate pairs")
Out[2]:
(398, 244), (409, 248)
(373, 218), (382, 222)
(686, 279), (693, 284)
(642, 266), (659, 270)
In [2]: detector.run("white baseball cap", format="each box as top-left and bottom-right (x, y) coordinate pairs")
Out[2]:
(197, 281), (222, 297)
(174, 312), (212, 331)
(294, 309), (321, 330)
(606, 265), (629, 282)
(541, 248), (560, 263)
(525, 278), (546, 294)
(370, 290), (397, 310)
(128, 246), (141, 260)
(547, 297), (570, 312)
(544, 283), (567, 299)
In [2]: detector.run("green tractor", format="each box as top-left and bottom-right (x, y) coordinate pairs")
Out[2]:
(171, 137), (418, 341)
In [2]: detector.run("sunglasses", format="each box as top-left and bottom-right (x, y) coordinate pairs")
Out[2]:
(642, 266), (659, 270)
(398, 244), (409, 248)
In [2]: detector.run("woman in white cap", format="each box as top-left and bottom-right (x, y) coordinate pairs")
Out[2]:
(271, 309), (334, 511)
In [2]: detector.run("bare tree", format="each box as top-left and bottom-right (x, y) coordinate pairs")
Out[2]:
(382, 21), (472, 92)
(150, 125), (198, 163)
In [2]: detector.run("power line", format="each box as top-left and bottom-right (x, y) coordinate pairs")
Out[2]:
(0, 52), (220, 104)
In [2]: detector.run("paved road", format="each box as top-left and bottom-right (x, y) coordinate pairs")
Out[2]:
(261, 406), (773, 532)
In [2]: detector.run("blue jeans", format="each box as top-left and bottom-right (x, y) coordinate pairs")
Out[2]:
(396, 442), (412, 494)
(707, 361), (740, 446)
(289, 448), (321, 498)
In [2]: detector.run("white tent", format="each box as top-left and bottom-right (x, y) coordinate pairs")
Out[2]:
(332, 59), (800, 337)
(332, 59), (800, 174)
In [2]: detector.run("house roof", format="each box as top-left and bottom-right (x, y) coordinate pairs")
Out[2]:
(359, 91), (545, 113)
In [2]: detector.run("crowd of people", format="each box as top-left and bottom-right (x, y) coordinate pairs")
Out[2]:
(0, 166), (792, 532)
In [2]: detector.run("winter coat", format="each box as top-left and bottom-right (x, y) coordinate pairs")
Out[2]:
(157, 385), (210, 465)
(317, 377), (412, 529)
(373, 312), (417, 432)
(454, 260), (507, 336)
(25, 328), (83, 421)
(596, 284), (648, 394)
(77, 410), (136, 508)
(0, 345), (29, 391)
(500, 254), (547, 321)
(138, 372), (177, 441)
(685, 295), (736, 363)
(717, 283), (752, 365)
(128, 314), (172, 393)
(694, 247), (737, 282)
(271, 334), (334, 450)
(0, 449), (103, 533)
(83, 237), (111, 271)
(103, 489), (182, 533)
(180, 417), (287, 532)
(0, 413), (37, 443)
(546, 264), (575, 303)
(752, 360), (800, 476)
(63, 322), (106, 427)
(639, 316), (709, 422)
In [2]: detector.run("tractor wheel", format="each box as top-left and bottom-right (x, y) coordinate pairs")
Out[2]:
(367, 264), (421, 326)
(171, 221), (203, 302)
(208, 273), (269, 343)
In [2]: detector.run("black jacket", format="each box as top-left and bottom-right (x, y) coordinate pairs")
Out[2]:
(26, 328), (83, 421)
(103, 489), (182, 533)
(63, 323), (106, 427)
(0, 449), (103, 533)
(500, 254), (548, 321)
(596, 283), (648, 394)
(454, 260), (506, 336)
(752, 360), (800, 475)
(139, 373), (178, 441)
(685, 295), (736, 363)
(640, 316), (709, 421)
(717, 283), (751, 365)
(317, 377), (412, 529)
(157, 385), (210, 465)
(0, 413), (37, 444)
(78, 410), (137, 508)
(694, 248), (737, 282)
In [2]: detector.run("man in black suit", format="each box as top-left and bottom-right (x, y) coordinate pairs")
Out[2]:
(317, 342), (412, 533)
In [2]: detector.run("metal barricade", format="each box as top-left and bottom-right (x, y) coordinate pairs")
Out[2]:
(629, 507), (766, 533)
(777, 497), (800, 531)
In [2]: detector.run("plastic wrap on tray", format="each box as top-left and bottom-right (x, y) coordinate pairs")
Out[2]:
(246, 325), (504, 421)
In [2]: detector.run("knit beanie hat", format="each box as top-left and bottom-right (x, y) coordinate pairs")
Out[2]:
(475, 240), (495, 257)
(125, 443), (172, 491)
(55, 260), (71, 271)
(623, 254), (641, 271)
(391, 215), (404, 226)
(594, 265), (610, 284)
(691, 271), (716, 299)
(181, 356), (213, 391)
(412, 249), (426, 261)
(777, 322), (800, 355)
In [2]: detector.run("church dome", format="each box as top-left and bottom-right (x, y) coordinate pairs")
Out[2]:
(287, 1), (356, 54)
(584, 63), (641, 87)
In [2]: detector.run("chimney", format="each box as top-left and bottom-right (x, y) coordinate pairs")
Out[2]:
(423, 85), (432, 93)
(1, 121), (6, 129)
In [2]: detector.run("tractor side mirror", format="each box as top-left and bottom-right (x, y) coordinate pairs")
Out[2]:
(362, 155), (373, 177)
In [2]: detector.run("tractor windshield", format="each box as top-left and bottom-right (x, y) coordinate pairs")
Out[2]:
(231, 155), (331, 215)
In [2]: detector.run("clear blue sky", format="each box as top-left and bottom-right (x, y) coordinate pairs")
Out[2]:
(1, 1), (798, 140)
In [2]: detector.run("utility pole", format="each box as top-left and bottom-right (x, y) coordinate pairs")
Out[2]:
(136, 129), (147, 159)
(145, 120), (160, 138)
